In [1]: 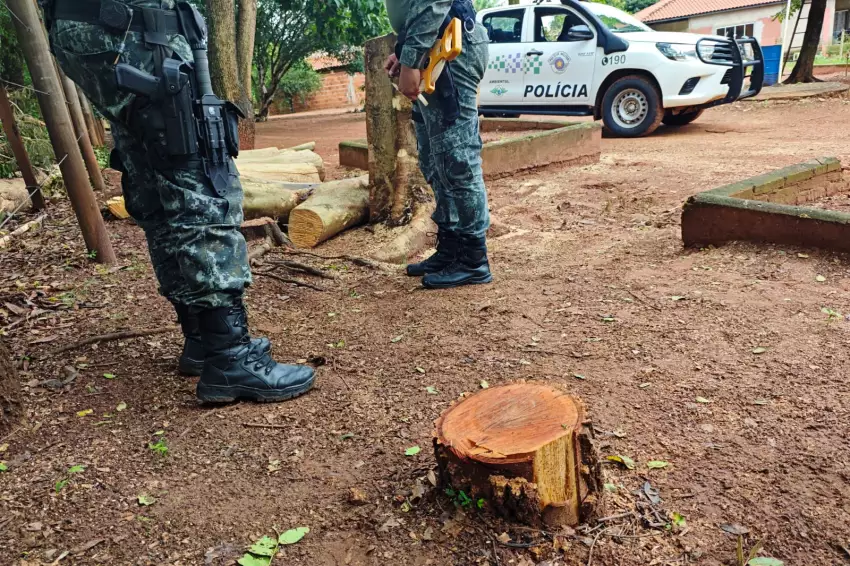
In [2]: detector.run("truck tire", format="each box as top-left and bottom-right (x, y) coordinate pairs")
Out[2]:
(601, 76), (663, 138)
(662, 109), (704, 127)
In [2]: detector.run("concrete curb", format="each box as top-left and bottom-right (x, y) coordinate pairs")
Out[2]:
(338, 118), (602, 179)
(682, 157), (850, 252)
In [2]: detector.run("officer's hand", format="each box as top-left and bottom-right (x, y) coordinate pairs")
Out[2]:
(398, 66), (421, 101)
(384, 53), (401, 78)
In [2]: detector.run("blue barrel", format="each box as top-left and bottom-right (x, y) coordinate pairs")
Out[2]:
(762, 45), (781, 86)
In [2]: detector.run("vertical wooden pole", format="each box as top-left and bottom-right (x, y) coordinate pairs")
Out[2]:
(8, 0), (116, 264)
(58, 69), (106, 192)
(0, 85), (46, 210)
(76, 86), (103, 147)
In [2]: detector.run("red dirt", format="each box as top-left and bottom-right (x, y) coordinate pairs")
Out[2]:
(2, 95), (850, 566)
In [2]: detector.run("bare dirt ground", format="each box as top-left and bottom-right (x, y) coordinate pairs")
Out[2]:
(2, 94), (850, 566)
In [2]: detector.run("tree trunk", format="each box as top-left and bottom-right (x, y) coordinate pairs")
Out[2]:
(58, 69), (107, 192)
(365, 34), (422, 225)
(205, 0), (254, 148)
(236, 0), (257, 150)
(785, 0), (828, 83)
(9, 0), (116, 264)
(288, 176), (370, 248)
(434, 383), (602, 527)
(0, 85), (46, 210)
(0, 340), (22, 436)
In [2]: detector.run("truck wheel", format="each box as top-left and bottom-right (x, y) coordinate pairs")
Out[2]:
(662, 109), (704, 127)
(601, 76), (663, 138)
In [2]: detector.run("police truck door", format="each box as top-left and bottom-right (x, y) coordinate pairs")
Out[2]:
(525, 6), (597, 106)
(480, 8), (529, 104)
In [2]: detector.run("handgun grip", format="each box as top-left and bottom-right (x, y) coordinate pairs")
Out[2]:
(115, 63), (161, 99)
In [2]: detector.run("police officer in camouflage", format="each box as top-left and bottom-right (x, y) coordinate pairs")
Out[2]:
(384, 0), (493, 289)
(41, 0), (315, 403)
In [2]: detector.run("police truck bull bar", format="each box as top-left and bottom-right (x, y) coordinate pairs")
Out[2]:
(698, 36), (765, 107)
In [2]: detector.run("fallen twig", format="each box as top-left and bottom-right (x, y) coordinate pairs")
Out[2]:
(587, 527), (609, 566)
(597, 511), (634, 523)
(268, 259), (335, 280)
(281, 249), (381, 269)
(0, 215), (46, 248)
(44, 327), (176, 357)
(243, 422), (289, 430)
(248, 239), (273, 263)
(256, 271), (326, 292)
(626, 289), (662, 312)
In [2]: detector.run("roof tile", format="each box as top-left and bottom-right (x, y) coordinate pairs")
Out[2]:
(635, 0), (784, 23)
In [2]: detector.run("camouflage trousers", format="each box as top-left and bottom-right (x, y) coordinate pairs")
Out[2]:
(48, 3), (250, 309)
(414, 23), (491, 239)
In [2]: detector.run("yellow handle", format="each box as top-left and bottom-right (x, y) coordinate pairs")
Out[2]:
(421, 18), (463, 95)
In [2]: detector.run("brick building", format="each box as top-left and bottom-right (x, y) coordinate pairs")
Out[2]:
(636, 0), (850, 48)
(270, 55), (365, 116)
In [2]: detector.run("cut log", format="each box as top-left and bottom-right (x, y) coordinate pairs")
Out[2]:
(242, 180), (311, 220)
(0, 340), (21, 436)
(235, 162), (321, 183)
(236, 150), (325, 180)
(288, 176), (370, 248)
(434, 382), (601, 527)
(238, 146), (279, 159)
(0, 180), (31, 215)
(283, 142), (315, 152)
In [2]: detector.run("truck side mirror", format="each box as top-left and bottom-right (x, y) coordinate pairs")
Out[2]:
(566, 25), (594, 42)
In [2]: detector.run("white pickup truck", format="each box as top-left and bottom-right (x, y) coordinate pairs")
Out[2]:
(476, 0), (764, 137)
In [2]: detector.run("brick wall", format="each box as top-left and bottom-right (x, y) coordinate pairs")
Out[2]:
(271, 71), (365, 115)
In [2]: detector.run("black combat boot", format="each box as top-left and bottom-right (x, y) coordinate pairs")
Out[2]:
(406, 230), (459, 276)
(422, 235), (492, 289)
(196, 302), (315, 403)
(173, 304), (270, 377)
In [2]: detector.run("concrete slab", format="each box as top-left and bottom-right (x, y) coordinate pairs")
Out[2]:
(748, 81), (849, 102)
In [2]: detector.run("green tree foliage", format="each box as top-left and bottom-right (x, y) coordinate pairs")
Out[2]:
(253, 0), (389, 118)
(0, 8), (26, 85)
(591, 0), (660, 14)
(623, 0), (659, 14)
(277, 60), (323, 113)
(473, 0), (501, 10)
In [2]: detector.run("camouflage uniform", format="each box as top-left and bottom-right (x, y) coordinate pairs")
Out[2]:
(387, 0), (491, 239)
(49, 0), (250, 309)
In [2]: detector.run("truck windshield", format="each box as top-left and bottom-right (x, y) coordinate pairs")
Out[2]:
(583, 3), (651, 33)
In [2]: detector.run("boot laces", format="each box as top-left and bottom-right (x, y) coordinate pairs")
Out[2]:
(245, 343), (276, 376)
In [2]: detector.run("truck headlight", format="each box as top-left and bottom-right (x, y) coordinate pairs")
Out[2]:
(656, 43), (698, 62)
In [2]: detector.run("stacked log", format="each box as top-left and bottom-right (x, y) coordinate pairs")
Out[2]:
(288, 176), (370, 248)
(236, 147), (325, 183)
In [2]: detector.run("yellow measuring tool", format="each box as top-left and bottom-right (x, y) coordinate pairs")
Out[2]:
(420, 18), (463, 95)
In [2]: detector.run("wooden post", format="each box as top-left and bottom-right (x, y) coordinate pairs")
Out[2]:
(76, 86), (104, 147)
(8, 0), (116, 264)
(434, 383), (602, 527)
(58, 69), (106, 192)
(364, 34), (423, 225)
(0, 84), (46, 210)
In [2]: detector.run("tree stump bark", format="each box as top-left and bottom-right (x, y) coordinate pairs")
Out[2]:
(434, 383), (601, 527)
(364, 34), (426, 225)
(0, 340), (21, 436)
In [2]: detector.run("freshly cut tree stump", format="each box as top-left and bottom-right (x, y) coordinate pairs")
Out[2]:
(288, 175), (370, 248)
(434, 383), (601, 527)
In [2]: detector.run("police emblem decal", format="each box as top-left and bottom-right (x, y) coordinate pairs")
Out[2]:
(490, 86), (508, 97)
(548, 51), (571, 74)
